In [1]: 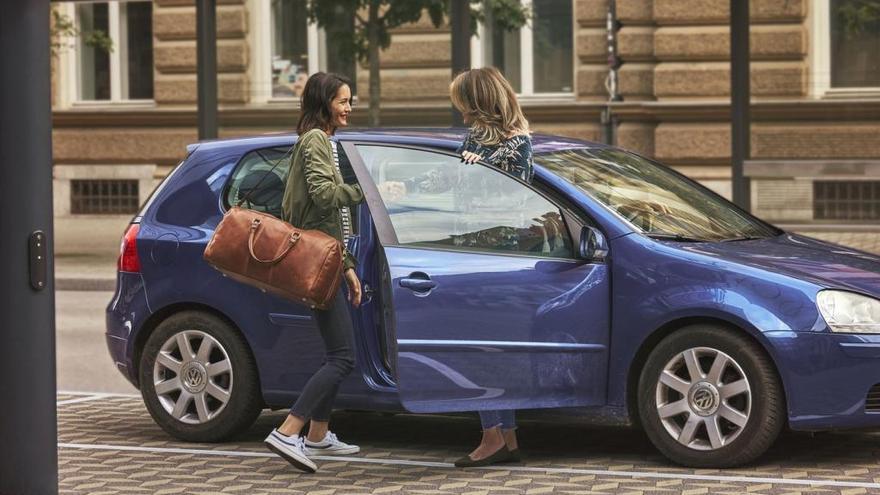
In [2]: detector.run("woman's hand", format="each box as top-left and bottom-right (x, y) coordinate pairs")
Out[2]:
(376, 181), (407, 202)
(461, 151), (481, 164)
(344, 268), (362, 308)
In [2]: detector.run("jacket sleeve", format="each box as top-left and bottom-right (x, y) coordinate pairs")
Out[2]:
(343, 250), (357, 272)
(301, 131), (364, 209)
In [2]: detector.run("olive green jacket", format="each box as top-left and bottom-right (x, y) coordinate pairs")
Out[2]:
(281, 129), (364, 271)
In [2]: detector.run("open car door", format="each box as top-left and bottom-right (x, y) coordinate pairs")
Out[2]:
(344, 142), (611, 413)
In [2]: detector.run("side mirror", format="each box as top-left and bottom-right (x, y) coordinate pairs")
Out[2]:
(579, 226), (608, 262)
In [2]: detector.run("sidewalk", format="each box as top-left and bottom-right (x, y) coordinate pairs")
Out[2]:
(56, 253), (117, 291)
(54, 229), (879, 292)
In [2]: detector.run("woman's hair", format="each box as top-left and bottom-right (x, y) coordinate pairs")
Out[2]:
(450, 67), (529, 146)
(296, 72), (351, 135)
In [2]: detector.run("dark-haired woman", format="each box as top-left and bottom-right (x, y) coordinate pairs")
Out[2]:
(263, 72), (364, 473)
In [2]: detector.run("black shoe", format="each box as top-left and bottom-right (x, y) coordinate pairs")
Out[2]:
(454, 446), (514, 468)
(502, 448), (523, 463)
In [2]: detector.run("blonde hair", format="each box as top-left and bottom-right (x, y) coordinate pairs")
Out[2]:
(450, 67), (529, 146)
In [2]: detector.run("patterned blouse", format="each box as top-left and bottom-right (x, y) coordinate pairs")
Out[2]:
(457, 129), (534, 183)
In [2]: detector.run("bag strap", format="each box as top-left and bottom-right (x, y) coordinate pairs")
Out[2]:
(247, 217), (302, 264)
(235, 142), (297, 208)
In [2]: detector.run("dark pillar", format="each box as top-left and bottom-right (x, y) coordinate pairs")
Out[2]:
(197, 0), (218, 139)
(0, 0), (59, 493)
(602, 0), (622, 145)
(450, 0), (471, 127)
(730, 0), (751, 211)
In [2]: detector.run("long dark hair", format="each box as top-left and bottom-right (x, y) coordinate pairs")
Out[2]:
(296, 72), (351, 135)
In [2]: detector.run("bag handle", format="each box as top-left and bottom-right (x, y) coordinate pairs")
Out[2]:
(235, 142), (297, 208)
(247, 218), (302, 264)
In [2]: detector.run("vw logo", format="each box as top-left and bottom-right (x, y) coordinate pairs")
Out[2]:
(180, 362), (207, 393)
(693, 389), (714, 410)
(689, 383), (720, 416)
(185, 368), (203, 388)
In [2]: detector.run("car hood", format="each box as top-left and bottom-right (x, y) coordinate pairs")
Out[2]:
(677, 233), (880, 297)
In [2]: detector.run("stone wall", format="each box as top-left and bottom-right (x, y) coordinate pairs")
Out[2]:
(153, 0), (249, 105)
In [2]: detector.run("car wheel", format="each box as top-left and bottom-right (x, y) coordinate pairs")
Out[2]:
(638, 325), (784, 468)
(140, 311), (263, 442)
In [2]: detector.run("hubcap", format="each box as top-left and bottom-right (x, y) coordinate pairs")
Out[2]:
(153, 330), (233, 425)
(655, 347), (751, 451)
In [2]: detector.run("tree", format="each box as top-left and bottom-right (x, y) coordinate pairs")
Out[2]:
(50, 9), (113, 57)
(835, 0), (880, 38)
(307, 0), (529, 126)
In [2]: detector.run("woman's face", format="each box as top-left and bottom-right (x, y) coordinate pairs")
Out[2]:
(329, 84), (352, 130)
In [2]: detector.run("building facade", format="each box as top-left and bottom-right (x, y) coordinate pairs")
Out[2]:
(50, 0), (880, 254)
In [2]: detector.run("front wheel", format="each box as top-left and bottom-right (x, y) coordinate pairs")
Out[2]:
(638, 325), (785, 467)
(140, 311), (263, 442)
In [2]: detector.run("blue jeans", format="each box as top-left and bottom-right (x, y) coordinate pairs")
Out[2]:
(479, 409), (516, 430)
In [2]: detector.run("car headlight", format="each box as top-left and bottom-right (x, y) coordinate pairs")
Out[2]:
(817, 290), (880, 334)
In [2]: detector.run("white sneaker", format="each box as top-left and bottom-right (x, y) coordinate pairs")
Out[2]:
(304, 431), (360, 456)
(264, 429), (318, 473)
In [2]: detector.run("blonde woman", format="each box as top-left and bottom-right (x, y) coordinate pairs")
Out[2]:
(450, 67), (532, 467)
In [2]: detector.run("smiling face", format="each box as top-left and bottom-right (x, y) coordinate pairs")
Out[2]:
(329, 84), (352, 132)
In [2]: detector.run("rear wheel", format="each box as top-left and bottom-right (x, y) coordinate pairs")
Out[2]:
(638, 325), (784, 467)
(140, 311), (263, 442)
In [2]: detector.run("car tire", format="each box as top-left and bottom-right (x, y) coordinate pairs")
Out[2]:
(637, 324), (784, 468)
(140, 310), (263, 442)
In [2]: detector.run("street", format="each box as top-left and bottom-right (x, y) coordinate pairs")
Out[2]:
(57, 290), (136, 394)
(57, 289), (880, 494)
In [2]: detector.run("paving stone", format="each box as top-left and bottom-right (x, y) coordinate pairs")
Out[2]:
(58, 389), (880, 494)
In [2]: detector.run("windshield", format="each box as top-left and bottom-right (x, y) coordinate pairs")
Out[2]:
(536, 148), (780, 241)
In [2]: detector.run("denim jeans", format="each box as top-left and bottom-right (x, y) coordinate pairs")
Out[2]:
(289, 288), (356, 422)
(479, 409), (516, 430)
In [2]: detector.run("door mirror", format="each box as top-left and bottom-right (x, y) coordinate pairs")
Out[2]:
(579, 226), (608, 262)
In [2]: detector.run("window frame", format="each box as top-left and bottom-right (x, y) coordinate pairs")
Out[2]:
(249, 0), (354, 104)
(221, 145), (295, 214)
(57, 1), (155, 108)
(810, 0), (880, 99)
(470, 0), (576, 100)
(350, 142), (585, 262)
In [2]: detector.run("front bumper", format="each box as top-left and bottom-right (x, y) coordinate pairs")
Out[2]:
(766, 330), (880, 430)
(105, 272), (151, 388)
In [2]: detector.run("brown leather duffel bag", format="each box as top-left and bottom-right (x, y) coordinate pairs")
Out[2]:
(204, 206), (343, 310)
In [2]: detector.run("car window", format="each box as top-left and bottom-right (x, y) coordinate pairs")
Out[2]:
(224, 147), (291, 218)
(538, 148), (780, 241)
(356, 145), (574, 259)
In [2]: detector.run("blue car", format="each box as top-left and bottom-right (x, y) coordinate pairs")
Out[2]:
(107, 130), (880, 468)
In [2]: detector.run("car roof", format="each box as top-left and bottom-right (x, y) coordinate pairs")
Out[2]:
(188, 128), (607, 155)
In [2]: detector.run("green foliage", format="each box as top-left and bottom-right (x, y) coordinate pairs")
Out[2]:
(835, 0), (880, 39)
(51, 10), (114, 56)
(307, 0), (529, 64)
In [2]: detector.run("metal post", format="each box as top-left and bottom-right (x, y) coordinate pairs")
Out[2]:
(602, 0), (622, 145)
(0, 0), (59, 493)
(450, 0), (471, 127)
(730, 0), (751, 211)
(197, 0), (218, 139)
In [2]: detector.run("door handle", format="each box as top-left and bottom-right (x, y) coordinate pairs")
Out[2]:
(399, 273), (436, 293)
(362, 282), (374, 304)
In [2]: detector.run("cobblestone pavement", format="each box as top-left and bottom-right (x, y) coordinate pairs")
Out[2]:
(58, 392), (880, 495)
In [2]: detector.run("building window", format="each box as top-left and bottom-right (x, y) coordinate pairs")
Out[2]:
(71, 180), (140, 214)
(830, 0), (880, 88)
(814, 181), (880, 221)
(74, 1), (153, 102)
(252, 0), (356, 101)
(811, 0), (880, 97)
(472, 0), (574, 96)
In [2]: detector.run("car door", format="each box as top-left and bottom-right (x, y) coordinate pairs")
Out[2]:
(344, 142), (611, 413)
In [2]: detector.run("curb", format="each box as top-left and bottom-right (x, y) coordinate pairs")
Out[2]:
(56, 278), (116, 292)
